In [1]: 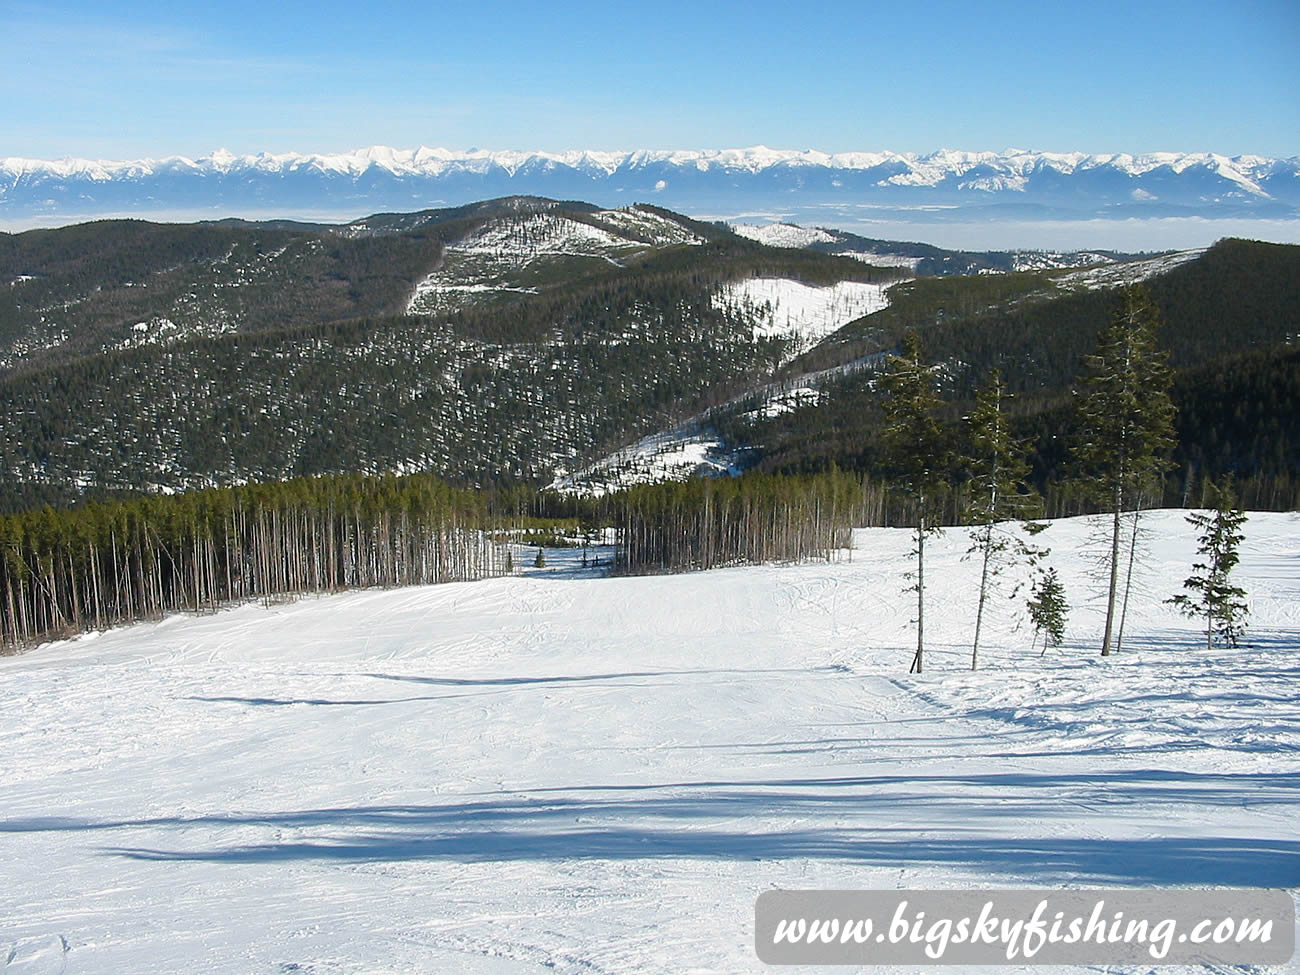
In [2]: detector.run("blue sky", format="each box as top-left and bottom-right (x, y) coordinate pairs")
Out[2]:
(3, 0), (1297, 160)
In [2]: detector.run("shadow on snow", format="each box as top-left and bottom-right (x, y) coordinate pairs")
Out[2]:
(4, 768), (1297, 886)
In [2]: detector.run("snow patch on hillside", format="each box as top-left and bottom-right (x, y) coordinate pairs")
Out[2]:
(713, 277), (897, 355)
(742, 385), (821, 418)
(454, 212), (628, 256)
(731, 222), (837, 248)
(1011, 250), (1116, 271)
(554, 351), (888, 497)
(550, 425), (745, 496)
(837, 250), (922, 270)
(592, 207), (704, 247)
(1056, 248), (1205, 290)
(407, 208), (702, 314)
(115, 316), (238, 350)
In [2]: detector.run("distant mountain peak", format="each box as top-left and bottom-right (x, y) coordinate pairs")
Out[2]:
(3, 147), (1297, 228)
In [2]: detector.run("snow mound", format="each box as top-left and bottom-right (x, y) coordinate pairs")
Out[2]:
(0, 936), (69, 975)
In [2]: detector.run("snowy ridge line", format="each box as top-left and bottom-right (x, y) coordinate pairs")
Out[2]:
(1055, 248), (1206, 289)
(3, 146), (1297, 194)
(404, 206), (704, 315)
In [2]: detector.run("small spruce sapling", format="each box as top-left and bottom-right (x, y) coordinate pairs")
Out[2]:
(1166, 480), (1249, 649)
(1028, 567), (1068, 655)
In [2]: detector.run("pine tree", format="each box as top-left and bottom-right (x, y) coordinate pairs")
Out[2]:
(879, 332), (950, 674)
(1028, 567), (1068, 653)
(1070, 285), (1176, 656)
(963, 368), (1045, 670)
(534, 547), (546, 569)
(1167, 479), (1249, 648)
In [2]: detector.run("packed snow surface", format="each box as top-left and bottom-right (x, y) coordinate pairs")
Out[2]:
(2, 511), (1298, 974)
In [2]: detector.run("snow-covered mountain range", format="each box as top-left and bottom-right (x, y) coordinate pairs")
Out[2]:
(4, 146), (1298, 225)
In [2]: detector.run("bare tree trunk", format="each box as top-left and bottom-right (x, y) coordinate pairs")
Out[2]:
(1100, 495), (1122, 656)
(971, 522), (992, 671)
(1115, 506), (1142, 653)
(910, 517), (925, 674)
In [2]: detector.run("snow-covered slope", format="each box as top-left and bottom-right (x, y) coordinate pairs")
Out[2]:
(3, 511), (1297, 973)
(712, 276), (898, 353)
(731, 221), (838, 249)
(1055, 247), (1207, 290)
(407, 206), (703, 314)
(551, 273), (901, 496)
(549, 423), (745, 496)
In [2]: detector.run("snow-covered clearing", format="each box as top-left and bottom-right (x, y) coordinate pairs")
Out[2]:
(406, 208), (703, 314)
(549, 425), (743, 496)
(713, 277), (897, 352)
(1011, 250), (1115, 272)
(588, 208), (704, 247)
(836, 250), (922, 270)
(731, 222), (838, 249)
(547, 351), (875, 497)
(2, 511), (1298, 974)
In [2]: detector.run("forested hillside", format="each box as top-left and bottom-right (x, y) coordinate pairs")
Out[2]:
(0, 198), (736, 377)
(0, 205), (908, 510)
(0, 220), (440, 374)
(709, 239), (1300, 509)
(3, 198), (1296, 516)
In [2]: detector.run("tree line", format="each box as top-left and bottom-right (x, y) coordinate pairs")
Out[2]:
(1, 473), (513, 651)
(610, 470), (884, 575)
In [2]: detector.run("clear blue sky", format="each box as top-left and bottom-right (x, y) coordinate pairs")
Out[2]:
(3, 0), (1297, 160)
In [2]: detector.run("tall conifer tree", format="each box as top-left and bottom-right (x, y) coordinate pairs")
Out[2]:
(964, 369), (1043, 670)
(879, 332), (950, 674)
(1070, 286), (1176, 656)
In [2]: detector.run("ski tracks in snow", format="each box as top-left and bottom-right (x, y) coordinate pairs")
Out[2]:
(2, 512), (1298, 972)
